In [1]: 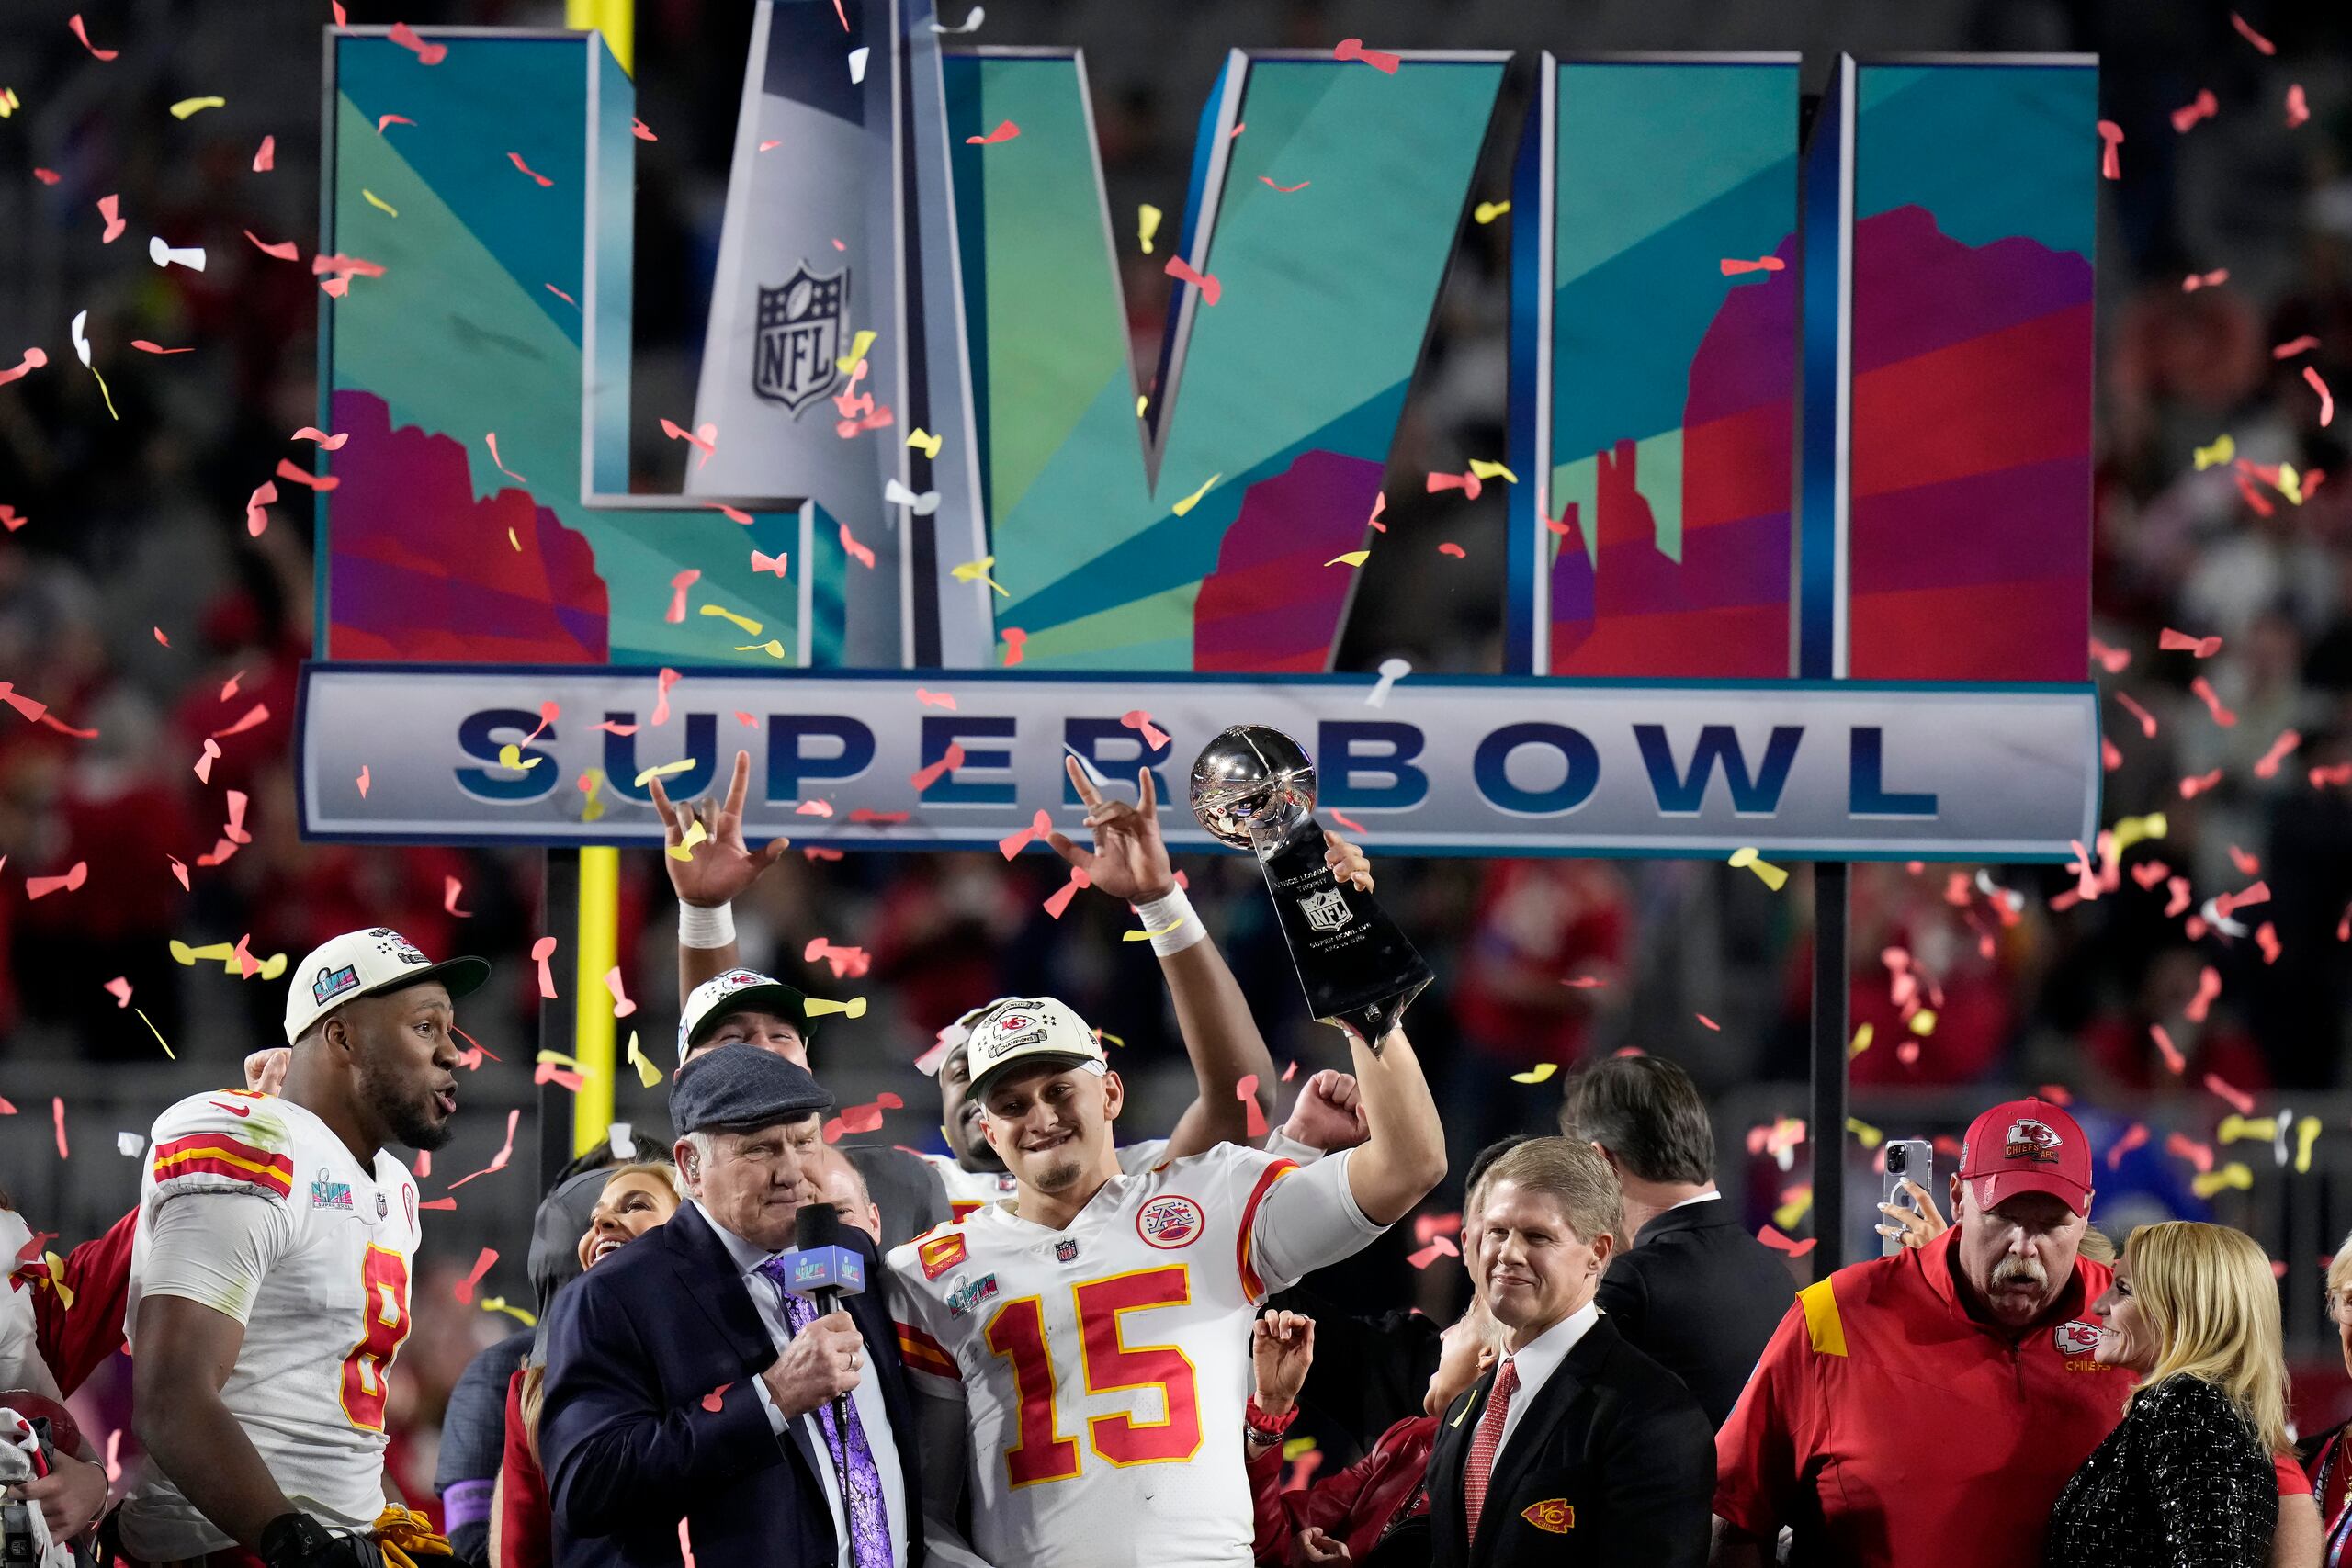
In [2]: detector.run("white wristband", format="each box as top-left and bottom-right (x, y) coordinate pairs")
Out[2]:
(1132, 886), (1207, 957)
(677, 900), (737, 949)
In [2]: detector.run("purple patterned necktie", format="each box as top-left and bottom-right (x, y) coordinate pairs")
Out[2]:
(761, 1261), (893, 1568)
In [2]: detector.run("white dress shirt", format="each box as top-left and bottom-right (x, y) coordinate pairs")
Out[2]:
(1494, 1298), (1600, 1463)
(1665, 1189), (1722, 1212)
(693, 1201), (910, 1568)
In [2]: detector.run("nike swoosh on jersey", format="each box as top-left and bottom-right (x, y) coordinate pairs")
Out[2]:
(209, 1100), (253, 1117)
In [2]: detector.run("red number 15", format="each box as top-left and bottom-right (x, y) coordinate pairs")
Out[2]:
(984, 1265), (1202, 1488)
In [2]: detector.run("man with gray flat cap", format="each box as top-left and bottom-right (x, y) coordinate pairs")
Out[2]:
(539, 1045), (925, 1568)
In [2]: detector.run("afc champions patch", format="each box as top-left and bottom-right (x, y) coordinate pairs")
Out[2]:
(2053, 1319), (2105, 1365)
(1136, 1194), (1205, 1249)
(919, 1231), (968, 1280)
(1520, 1499), (1575, 1534)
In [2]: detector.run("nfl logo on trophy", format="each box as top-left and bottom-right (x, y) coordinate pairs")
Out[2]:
(752, 263), (848, 415)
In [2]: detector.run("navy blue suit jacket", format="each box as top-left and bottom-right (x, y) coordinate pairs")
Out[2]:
(539, 1202), (925, 1568)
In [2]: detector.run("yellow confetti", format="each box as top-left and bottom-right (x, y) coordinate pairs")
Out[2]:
(0, 89), (18, 120)
(496, 742), (544, 772)
(170, 940), (236, 966)
(1326, 550), (1371, 568)
(89, 363), (118, 422)
(1727, 846), (1788, 891)
(949, 555), (1011, 595)
(734, 639), (788, 659)
(1092, 1028), (1125, 1048)
(1123, 917), (1186, 942)
(1906, 1009), (1937, 1036)
(833, 328), (876, 374)
(508, 527), (520, 550)
(2190, 1161), (2253, 1199)
(579, 768), (606, 824)
(804, 996), (868, 1020)
(1467, 459), (1517, 483)
(907, 427), (943, 460)
(1849, 1022), (1875, 1057)
(476, 1295), (537, 1327)
(1136, 395), (1148, 417)
(1138, 203), (1163, 254)
(2296, 1115), (2321, 1174)
(134, 1006), (175, 1059)
(1510, 1063), (1559, 1085)
(1281, 1435), (1317, 1462)
(42, 1255), (73, 1312)
(665, 818), (708, 862)
(632, 758), (697, 787)
(536, 1049), (583, 1071)
(2217, 1113), (2278, 1145)
(362, 188), (399, 217)
(1473, 199), (1510, 224)
(2109, 812), (2167, 855)
(1171, 472), (1221, 516)
(627, 1030), (662, 1089)
(1773, 1186), (1812, 1229)
(1845, 1115), (1883, 1148)
(2279, 463), (2304, 505)
(170, 96), (228, 119)
(2192, 434), (2235, 469)
(699, 604), (763, 636)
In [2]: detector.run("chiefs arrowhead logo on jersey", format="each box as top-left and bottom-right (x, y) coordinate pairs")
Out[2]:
(919, 1231), (968, 1280)
(1136, 1194), (1205, 1249)
(2006, 1118), (2063, 1163)
(2053, 1319), (2103, 1358)
(1521, 1499), (1575, 1534)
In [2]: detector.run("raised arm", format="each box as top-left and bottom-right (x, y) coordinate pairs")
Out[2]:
(1047, 756), (1274, 1156)
(1338, 1023), (1447, 1226)
(649, 750), (792, 997)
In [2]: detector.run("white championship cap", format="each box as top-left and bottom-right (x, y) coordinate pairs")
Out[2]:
(284, 927), (491, 1044)
(963, 997), (1108, 1099)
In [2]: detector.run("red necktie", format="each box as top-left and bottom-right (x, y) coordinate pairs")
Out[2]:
(1462, 1357), (1520, 1541)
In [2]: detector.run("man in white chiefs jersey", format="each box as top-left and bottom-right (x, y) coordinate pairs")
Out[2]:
(887, 995), (1446, 1568)
(652, 750), (1370, 1221)
(118, 928), (487, 1568)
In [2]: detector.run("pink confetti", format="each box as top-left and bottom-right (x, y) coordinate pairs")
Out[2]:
(2170, 89), (2218, 133)
(2204, 1073), (2256, 1116)
(1331, 37), (1401, 73)
(0, 505), (23, 532)
(32, 169), (60, 186)
(605, 967), (637, 1019)
(660, 417), (718, 464)
(223, 789), (252, 844)
(751, 550), (789, 576)
(68, 14), (118, 61)
(963, 119), (1022, 146)
(2165, 876), (2192, 918)
(803, 939), (872, 980)
(447, 1110), (522, 1191)
(1327, 807), (1367, 835)
(998, 808), (1052, 861)
(1695, 1013), (1721, 1032)
(1235, 1075), (1268, 1139)
(356, 765), (370, 797)
(1282, 1060), (1298, 1083)
(104, 976), (131, 1008)
(2096, 119), (2123, 180)
(848, 809), (909, 825)
(2186, 964), (2222, 1023)
(1119, 710), (1170, 750)
(840, 521), (876, 569)
(253, 136), (276, 173)
(2256, 922), (2281, 965)
(666, 568), (699, 624)
(506, 152), (554, 186)
(1259, 176), (1311, 193)
(1406, 1237), (1461, 1269)
(167, 856), (189, 891)
(377, 113), (416, 134)
(0, 347), (49, 388)
(2305, 366), (2334, 426)
(531, 936), (559, 999)
(2114, 690), (2158, 738)
(1426, 469), (1483, 502)
(193, 739), (222, 783)
(2107, 1123), (2150, 1170)
(485, 433), (526, 484)
(444, 875), (469, 918)
(1042, 866), (1091, 919)
(2275, 335), (2321, 359)
(2288, 84), (2310, 128)
(795, 799), (834, 818)
(2150, 1024), (2185, 1076)
(245, 231), (301, 261)
(651, 668), (683, 726)
(1001, 627), (1027, 666)
(232, 934), (261, 979)
(26, 863), (87, 900)
(2217, 879), (2270, 917)
(910, 743), (967, 793)
(2253, 728), (2300, 778)
(2178, 768), (2224, 799)
(389, 21), (447, 64)
(243, 479), (277, 537)
(0, 683), (48, 723)
(1758, 1225), (1815, 1257)
(2189, 676), (2237, 728)
(1437, 541), (1467, 559)
(1719, 255), (1786, 276)
(211, 703), (270, 739)
(1163, 256), (1222, 306)
(546, 282), (578, 308)
(2182, 269), (2230, 292)
(2160, 627), (2222, 658)
(96, 195), (125, 244)
(2229, 12), (2276, 53)
(52, 1099), (68, 1159)
(804, 847), (844, 863)
(632, 118), (657, 141)
(275, 457), (337, 491)
(916, 688), (957, 710)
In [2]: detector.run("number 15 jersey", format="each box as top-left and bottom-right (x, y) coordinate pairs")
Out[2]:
(888, 1143), (1386, 1568)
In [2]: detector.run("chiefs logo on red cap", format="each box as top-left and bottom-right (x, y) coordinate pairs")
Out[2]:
(2006, 1118), (2063, 1164)
(1521, 1500), (1575, 1534)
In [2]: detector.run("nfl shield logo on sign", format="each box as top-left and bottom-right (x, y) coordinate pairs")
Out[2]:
(753, 263), (848, 416)
(1299, 887), (1353, 934)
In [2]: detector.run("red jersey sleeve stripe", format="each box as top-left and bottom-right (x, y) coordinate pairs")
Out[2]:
(1237, 1157), (1300, 1303)
(896, 1322), (959, 1379)
(153, 1132), (294, 1176)
(151, 1152), (294, 1197)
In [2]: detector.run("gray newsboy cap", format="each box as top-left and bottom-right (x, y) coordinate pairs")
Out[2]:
(670, 1043), (833, 1135)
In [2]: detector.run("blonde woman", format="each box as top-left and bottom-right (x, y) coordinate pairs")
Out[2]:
(2044, 1223), (2291, 1568)
(2301, 1242), (2352, 1564)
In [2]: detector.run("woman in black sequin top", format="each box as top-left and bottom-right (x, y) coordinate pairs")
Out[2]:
(2045, 1222), (2292, 1568)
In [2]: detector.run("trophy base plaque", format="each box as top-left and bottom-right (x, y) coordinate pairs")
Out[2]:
(1253, 815), (1434, 1043)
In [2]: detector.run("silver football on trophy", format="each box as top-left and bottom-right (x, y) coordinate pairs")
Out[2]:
(1190, 725), (1317, 852)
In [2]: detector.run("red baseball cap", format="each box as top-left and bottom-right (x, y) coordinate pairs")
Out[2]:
(1958, 1098), (2094, 1217)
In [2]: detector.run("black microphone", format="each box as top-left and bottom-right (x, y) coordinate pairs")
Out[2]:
(784, 1203), (867, 1432)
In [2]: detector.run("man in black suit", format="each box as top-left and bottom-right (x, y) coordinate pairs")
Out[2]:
(539, 1045), (927, 1568)
(1430, 1138), (1713, 1568)
(1560, 1056), (1795, 1427)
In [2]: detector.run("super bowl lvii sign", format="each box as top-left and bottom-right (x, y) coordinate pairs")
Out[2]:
(296, 5), (2101, 862)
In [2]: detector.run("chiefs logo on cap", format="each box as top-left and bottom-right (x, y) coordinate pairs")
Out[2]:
(918, 1231), (968, 1280)
(994, 1014), (1032, 1032)
(2006, 1118), (2063, 1164)
(1520, 1500), (1575, 1534)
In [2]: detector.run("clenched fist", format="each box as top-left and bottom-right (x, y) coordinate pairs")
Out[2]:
(760, 1309), (866, 1418)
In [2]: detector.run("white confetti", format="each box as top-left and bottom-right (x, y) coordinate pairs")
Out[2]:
(148, 235), (207, 271)
(70, 310), (92, 367)
(849, 46), (870, 84)
(884, 478), (941, 515)
(931, 6), (983, 33)
(117, 1131), (145, 1157)
(1365, 655), (1411, 708)
(608, 1121), (633, 1160)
